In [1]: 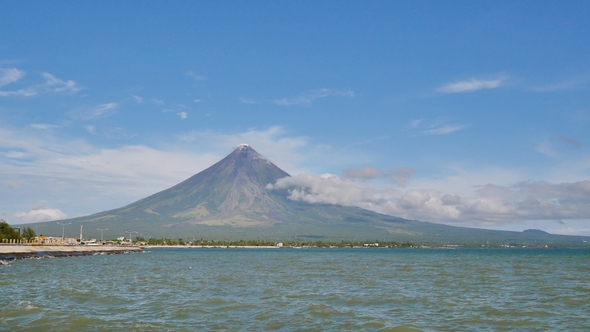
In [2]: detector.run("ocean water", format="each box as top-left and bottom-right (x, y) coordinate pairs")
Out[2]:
(1, 248), (589, 331)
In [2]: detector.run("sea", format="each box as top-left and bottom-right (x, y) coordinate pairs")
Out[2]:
(1, 248), (589, 331)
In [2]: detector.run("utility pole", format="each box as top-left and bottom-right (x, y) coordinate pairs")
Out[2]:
(56, 222), (71, 240)
(97, 228), (108, 242)
(125, 230), (137, 242)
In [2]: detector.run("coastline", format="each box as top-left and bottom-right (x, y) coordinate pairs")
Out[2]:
(0, 245), (143, 261)
(144, 245), (281, 249)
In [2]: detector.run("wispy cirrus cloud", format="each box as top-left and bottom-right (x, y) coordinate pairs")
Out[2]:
(185, 71), (207, 81)
(273, 88), (354, 106)
(162, 108), (188, 119)
(0, 89), (36, 97)
(70, 103), (119, 120)
(558, 134), (581, 149)
(240, 88), (354, 106)
(0, 69), (81, 97)
(0, 68), (25, 87)
(410, 118), (469, 136)
(437, 76), (506, 94)
(239, 97), (259, 104)
(30, 123), (59, 130)
(535, 134), (582, 158)
(40, 72), (80, 93)
(0, 67), (34, 96)
(422, 124), (470, 135)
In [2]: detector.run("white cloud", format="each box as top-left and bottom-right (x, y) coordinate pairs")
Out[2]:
(70, 103), (119, 120)
(15, 208), (68, 223)
(0, 68), (25, 87)
(30, 123), (59, 130)
(437, 77), (505, 93)
(132, 95), (143, 103)
(0, 70), (80, 97)
(269, 174), (460, 220)
(271, 88), (354, 106)
(85, 126), (96, 134)
(186, 71), (207, 81)
(535, 141), (559, 158)
(40, 72), (80, 93)
(162, 108), (188, 119)
(0, 88), (37, 97)
(4, 151), (29, 159)
(240, 89), (354, 106)
(422, 124), (469, 135)
(410, 118), (469, 136)
(239, 97), (258, 104)
(410, 119), (423, 127)
(3, 122), (588, 234)
(0, 125), (313, 223)
(152, 98), (164, 105)
(535, 136), (581, 159)
(268, 171), (590, 230)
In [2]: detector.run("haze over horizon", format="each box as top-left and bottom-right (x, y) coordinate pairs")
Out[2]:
(1, 2), (589, 235)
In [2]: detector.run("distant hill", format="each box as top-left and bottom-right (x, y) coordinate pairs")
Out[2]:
(25, 145), (590, 246)
(522, 229), (550, 235)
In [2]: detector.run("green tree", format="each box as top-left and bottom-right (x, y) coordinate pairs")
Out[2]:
(21, 226), (36, 241)
(0, 220), (22, 241)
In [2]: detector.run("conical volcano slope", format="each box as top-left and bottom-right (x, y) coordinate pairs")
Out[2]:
(42, 145), (590, 245)
(82, 144), (290, 227)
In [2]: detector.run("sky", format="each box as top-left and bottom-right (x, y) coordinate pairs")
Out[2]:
(1, 1), (590, 235)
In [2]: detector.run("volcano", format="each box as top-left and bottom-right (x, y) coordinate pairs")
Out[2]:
(37, 145), (590, 245)
(93, 144), (290, 228)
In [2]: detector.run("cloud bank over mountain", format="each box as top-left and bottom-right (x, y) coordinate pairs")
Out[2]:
(270, 171), (590, 231)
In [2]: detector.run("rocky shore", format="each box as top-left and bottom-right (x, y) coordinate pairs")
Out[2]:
(0, 245), (143, 261)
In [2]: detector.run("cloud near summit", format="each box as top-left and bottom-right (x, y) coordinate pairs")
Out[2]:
(268, 174), (590, 227)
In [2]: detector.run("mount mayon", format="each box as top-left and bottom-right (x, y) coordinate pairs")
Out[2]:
(32, 145), (588, 244)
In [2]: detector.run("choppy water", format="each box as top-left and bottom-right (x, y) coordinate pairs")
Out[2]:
(1, 248), (589, 331)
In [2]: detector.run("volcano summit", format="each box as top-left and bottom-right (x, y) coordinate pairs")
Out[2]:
(37, 145), (589, 245)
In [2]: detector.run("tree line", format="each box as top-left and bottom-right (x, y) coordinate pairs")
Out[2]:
(0, 220), (36, 241)
(135, 237), (417, 248)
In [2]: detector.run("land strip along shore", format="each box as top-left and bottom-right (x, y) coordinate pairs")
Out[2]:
(145, 245), (280, 249)
(0, 245), (143, 261)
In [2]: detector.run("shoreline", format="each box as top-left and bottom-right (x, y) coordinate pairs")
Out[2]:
(144, 245), (281, 249)
(0, 245), (143, 261)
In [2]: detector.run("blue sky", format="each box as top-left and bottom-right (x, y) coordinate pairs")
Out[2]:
(2, 1), (590, 235)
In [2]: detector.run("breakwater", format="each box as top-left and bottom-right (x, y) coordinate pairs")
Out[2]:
(0, 245), (142, 261)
